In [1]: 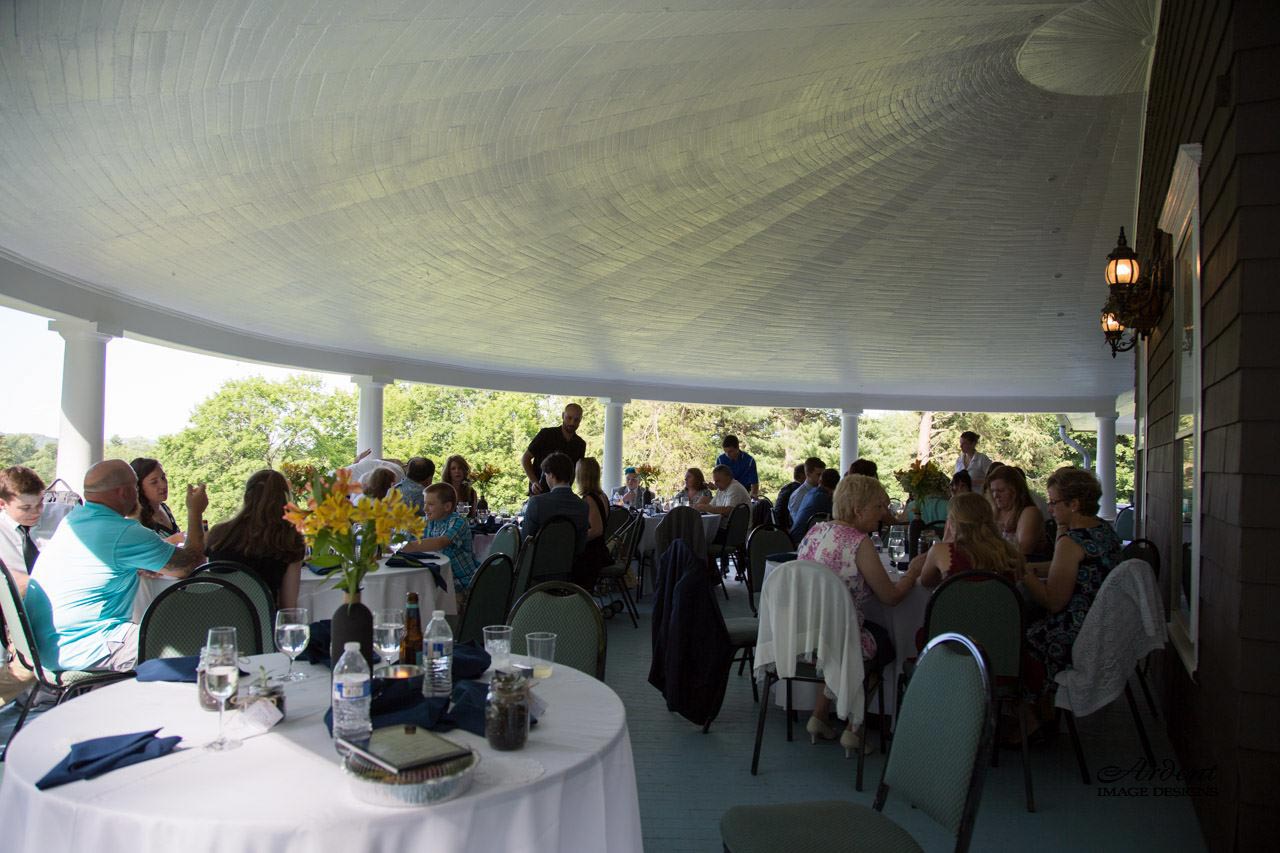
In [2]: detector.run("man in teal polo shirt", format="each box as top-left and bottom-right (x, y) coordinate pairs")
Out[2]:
(24, 459), (208, 672)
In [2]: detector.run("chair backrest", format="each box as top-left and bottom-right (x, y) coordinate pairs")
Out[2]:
(528, 516), (578, 585)
(613, 512), (644, 571)
(1122, 537), (1160, 578)
(490, 523), (522, 561)
(880, 633), (993, 853)
(0, 559), (53, 682)
(508, 581), (606, 679)
(512, 535), (536, 602)
(1114, 506), (1136, 541)
(138, 576), (263, 661)
(194, 560), (275, 652)
(457, 553), (515, 645)
(746, 524), (793, 595)
(756, 560), (864, 722)
(924, 571), (1024, 681)
(750, 497), (773, 529)
(604, 506), (631, 541)
(655, 506), (707, 561)
(723, 503), (751, 547)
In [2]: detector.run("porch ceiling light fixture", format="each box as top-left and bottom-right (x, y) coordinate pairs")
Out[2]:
(1099, 227), (1166, 357)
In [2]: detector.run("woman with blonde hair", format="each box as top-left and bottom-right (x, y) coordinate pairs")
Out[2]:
(796, 474), (921, 755)
(986, 465), (1049, 558)
(574, 457), (611, 589)
(919, 492), (1024, 588)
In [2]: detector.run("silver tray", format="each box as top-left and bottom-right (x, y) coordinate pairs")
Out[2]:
(342, 749), (479, 808)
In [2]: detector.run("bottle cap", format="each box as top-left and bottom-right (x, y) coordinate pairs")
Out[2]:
(431, 610), (445, 619)
(344, 641), (359, 651)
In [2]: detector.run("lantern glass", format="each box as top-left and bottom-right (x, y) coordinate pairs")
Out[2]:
(1101, 311), (1124, 334)
(1105, 255), (1140, 287)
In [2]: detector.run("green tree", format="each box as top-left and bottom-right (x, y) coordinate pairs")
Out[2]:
(103, 435), (158, 464)
(1, 433), (57, 482)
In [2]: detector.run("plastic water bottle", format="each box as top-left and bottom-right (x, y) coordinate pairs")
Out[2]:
(423, 609), (453, 698)
(332, 641), (372, 753)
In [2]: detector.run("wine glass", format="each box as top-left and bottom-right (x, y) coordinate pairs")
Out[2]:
(204, 627), (241, 751)
(887, 530), (907, 566)
(374, 609), (405, 668)
(274, 607), (310, 682)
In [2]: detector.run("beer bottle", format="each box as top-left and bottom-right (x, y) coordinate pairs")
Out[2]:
(401, 592), (424, 667)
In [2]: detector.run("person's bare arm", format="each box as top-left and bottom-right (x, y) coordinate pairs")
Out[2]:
(279, 560), (302, 610)
(1023, 534), (1082, 613)
(157, 484), (207, 578)
(750, 483), (759, 498)
(521, 450), (544, 495)
(857, 537), (921, 604)
(919, 543), (950, 589)
(586, 497), (603, 539)
(1016, 505), (1046, 556)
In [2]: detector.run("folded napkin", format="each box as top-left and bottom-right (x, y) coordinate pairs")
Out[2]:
(385, 553), (447, 590)
(306, 561), (337, 576)
(135, 656), (248, 683)
(452, 641), (491, 680)
(302, 620), (332, 666)
(323, 677), (481, 737)
(37, 729), (182, 789)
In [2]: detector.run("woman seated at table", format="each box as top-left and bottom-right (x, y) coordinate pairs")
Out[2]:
(796, 474), (922, 755)
(1018, 466), (1124, 739)
(919, 493), (1023, 588)
(950, 470), (972, 495)
(574, 457), (612, 590)
(986, 465), (1050, 559)
(675, 467), (713, 506)
(402, 483), (477, 597)
(129, 458), (182, 543)
(441, 455), (479, 518)
(360, 465), (399, 500)
(206, 469), (305, 609)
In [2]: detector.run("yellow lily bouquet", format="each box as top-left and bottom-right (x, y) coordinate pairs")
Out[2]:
(893, 459), (950, 501)
(633, 462), (661, 485)
(470, 463), (499, 488)
(284, 468), (424, 597)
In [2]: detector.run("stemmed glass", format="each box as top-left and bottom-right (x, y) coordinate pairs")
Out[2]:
(887, 529), (907, 566)
(204, 627), (241, 751)
(274, 607), (310, 682)
(374, 609), (405, 668)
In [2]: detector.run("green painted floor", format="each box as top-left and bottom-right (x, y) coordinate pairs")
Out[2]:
(601, 576), (1210, 853)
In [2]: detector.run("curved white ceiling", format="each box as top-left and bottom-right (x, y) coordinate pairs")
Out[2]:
(0, 0), (1155, 410)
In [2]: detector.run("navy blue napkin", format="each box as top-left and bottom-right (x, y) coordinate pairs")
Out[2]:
(302, 620), (331, 665)
(306, 561), (338, 576)
(324, 677), (478, 736)
(37, 729), (182, 789)
(385, 553), (447, 590)
(134, 656), (249, 683)
(452, 641), (491, 680)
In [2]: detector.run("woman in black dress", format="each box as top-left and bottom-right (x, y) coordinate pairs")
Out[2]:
(206, 469), (306, 609)
(574, 457), (612, 591)
(130, 458), (181, 541)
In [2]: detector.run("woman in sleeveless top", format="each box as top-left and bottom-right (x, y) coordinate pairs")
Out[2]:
(205, 469), (306, 609)
(573, 458), (612, 590)
(919, 493), (1023, 588)
(987, 466), (1050, 559)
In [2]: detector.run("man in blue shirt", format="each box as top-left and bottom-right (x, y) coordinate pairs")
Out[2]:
(791, 468), (839, 544)
(24, 459), (208, 672)
(716, 435), (759, 498)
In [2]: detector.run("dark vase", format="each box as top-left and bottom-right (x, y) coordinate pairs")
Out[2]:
(331, 592), (374, 668)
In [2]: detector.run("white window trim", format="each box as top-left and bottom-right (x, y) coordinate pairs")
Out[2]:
(1158, 142), (1202, 676)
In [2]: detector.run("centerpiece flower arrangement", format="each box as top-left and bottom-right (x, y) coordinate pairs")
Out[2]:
(633, 462), (661, 486)
(893, 459), (950, 515)
(284, 468), (423, 662)
(469, 463), (499, 501)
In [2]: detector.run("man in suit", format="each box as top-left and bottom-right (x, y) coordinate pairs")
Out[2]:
(520, 452), (588, 554)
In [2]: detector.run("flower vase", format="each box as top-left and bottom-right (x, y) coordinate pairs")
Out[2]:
(331, 591), (374, 668)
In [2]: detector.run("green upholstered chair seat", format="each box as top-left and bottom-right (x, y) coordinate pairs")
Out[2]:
(723, 616), (758, 647)
(721, 801), (923, 853)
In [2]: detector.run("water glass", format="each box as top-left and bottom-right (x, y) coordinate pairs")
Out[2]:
(374, 609), (405, 667)
(274, 608), (310, 682)
(484, 625), (513, 671)
(204, 627), (241, 751)
(886, 528), (907, 565)
(526, 632), (556, 678)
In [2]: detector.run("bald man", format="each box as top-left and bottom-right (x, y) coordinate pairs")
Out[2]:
(23, 460), (208, 672)
(522, 403), (586, 495)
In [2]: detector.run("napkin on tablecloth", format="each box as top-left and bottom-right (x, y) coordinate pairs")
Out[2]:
(384, 553), (448, 590)
(452, 641), (490, 680)
(134, 656), (248, 683)
(36, 729), (182, 789)
(302, 620), (331, 665)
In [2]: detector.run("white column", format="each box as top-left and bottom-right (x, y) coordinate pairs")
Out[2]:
(839, 408), (862, 474)
(601, 397), (628, 496)
(353, 376), (391, 459)
(50, 319), (117, 495)
(1096, 411), (1118, 521)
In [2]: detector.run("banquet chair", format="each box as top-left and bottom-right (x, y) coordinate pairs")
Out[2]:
(707, 503), (750, 598)
(0, 561), (135, 750)
(603, 505), (631, 541)
(597, 513), (644, 627)
(752, 560), (878, 790)
(489, 523), (522, 562)
(508, 581), (606, 680)
(1119, 538), (1162, 715)
(138, 576), (263, 661)
(1113, 506), (1136, 542)
(193, 560), (276, 653)
(456, 553), (515, 645)
(750, 497), (773, 529)
(511, 516), (578, 600)
(745, 524), (793, 617)
(919, 571), (1034, 812)
(1053, 558), (1166, 785)
(723, 633), (994, 853)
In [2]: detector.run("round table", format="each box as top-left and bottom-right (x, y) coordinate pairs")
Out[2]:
(637, 512), (722, 555)
(761, 552), (929, 717)
(135, 555), (457, 624)
(0, 655), (643, 853)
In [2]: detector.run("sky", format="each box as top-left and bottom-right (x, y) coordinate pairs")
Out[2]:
(0, 305), (349, 440)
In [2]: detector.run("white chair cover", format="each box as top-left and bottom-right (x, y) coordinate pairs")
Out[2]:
(753, 559), (866, 724)
(1055, 558), (1167, 717)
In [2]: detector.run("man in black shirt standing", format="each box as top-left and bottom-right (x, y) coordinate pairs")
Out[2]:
(521, 402), (586, 495)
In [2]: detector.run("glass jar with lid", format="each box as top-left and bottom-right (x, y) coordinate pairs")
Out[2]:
(485, 670), (531, 751)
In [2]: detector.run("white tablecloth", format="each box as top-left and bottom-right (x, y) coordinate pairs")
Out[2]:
(135, 555), (457, 624)
(638, 513), (722, 555)
(0, 655), (643, 853)
(762, 552), (929, 718)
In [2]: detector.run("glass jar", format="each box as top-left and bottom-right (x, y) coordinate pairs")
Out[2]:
(485, 670), (531, 751)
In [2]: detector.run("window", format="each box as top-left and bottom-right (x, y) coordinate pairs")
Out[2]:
(1158, 143), (1202, 674)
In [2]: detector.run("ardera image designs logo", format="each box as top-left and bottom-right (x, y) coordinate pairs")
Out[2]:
(1095, 758), (1219, 798)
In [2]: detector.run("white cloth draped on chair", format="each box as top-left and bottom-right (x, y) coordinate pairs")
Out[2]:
(753, 559), (866, 724)
(1055, 557), (1166, 717)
